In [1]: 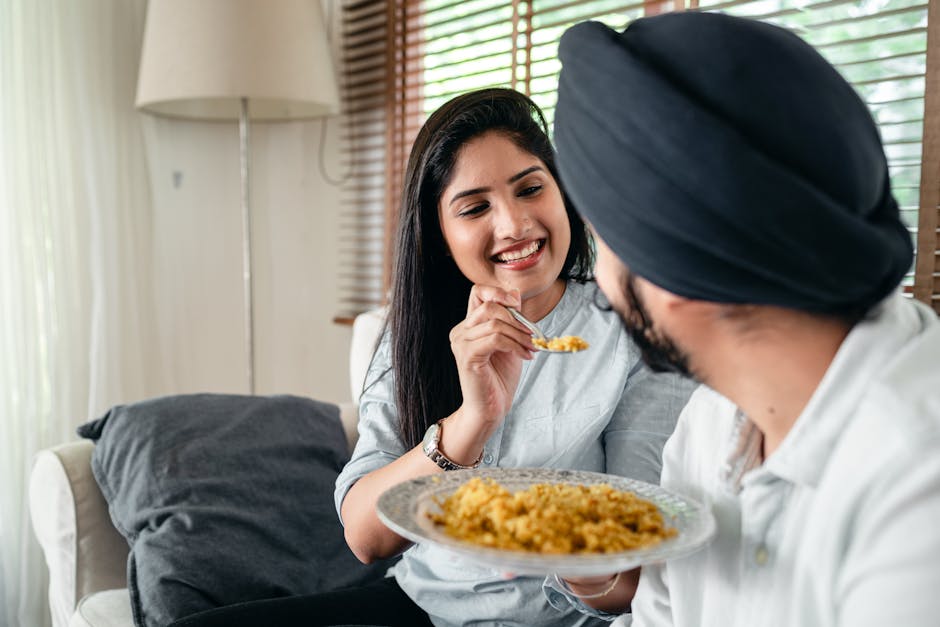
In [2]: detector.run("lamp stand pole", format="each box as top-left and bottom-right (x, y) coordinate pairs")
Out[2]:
(239, 97), (255, 395)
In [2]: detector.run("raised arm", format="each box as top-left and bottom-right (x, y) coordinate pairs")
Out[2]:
(337, 285), (536, 564)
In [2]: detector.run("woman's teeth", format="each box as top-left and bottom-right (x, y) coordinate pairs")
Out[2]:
(496, 240), (541, 262)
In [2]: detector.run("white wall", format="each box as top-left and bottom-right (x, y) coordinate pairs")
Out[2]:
(140, 114), (354, 405)
(126, 0), (356, 406)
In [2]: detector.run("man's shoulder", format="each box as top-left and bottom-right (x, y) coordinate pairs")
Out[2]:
(820, 319), (940, 504)
(861, 314), (940, 442)
(661, 385), (738, 482)
(686, 385), (736, 413)
(678, 386), (739, 447)
(874, 320), (940, 405)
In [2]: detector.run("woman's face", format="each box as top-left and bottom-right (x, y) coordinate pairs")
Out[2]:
(437, 131), (571, 303)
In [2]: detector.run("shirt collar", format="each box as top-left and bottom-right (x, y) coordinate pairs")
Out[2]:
(720, 410), (763, 493)
(725, 292), (929, 490)
(537, 280), (584, 338)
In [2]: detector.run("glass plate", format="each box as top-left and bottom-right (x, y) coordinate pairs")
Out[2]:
(377, 467), (716, 577)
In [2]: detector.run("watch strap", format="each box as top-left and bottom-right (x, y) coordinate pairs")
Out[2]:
(423, 420), (483, 471)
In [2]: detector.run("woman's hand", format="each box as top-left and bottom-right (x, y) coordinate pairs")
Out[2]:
(441, 285), (536, 463)
(342, 285), (535, 562)
(559, 568), (641, 613)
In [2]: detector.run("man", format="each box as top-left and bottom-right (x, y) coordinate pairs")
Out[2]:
(553, 12), (940, 627)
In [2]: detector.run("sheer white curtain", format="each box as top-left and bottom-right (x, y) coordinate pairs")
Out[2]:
(0, 1), (159, 625)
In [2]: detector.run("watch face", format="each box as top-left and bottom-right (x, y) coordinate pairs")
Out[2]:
(422, 422), (440, 454)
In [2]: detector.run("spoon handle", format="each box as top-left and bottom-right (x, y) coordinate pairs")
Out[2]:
(506, 307), (545, 340)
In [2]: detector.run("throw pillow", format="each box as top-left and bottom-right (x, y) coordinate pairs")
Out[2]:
(78, 393), (395, 627)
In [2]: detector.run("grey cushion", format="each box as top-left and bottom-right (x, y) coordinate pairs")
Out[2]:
(78, 394), (394, 627)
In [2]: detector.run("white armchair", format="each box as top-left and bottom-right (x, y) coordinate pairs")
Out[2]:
(29, 309), (385, 627)
(29, 441), (132, 627)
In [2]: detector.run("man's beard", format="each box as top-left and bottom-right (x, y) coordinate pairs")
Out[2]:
(619, 274), (695, 379)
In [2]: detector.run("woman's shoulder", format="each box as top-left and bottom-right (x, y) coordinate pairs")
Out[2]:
(559, 280), (627, 334)
(559, 280), (616, 322)
(563, 278), (599, 303)
(359, 327), (394, 401)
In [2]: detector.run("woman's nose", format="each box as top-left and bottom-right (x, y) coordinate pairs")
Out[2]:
(493, 201), (531, 240)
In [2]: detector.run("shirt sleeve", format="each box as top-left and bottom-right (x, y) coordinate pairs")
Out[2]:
(628, 388), (709, 627)
(837, 429), (940, 627)
(629, 564), (673, 627)
(333, 333), (407, 524)
(603, 345), (698, 484)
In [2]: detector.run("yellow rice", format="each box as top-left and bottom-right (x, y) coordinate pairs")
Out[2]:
(428, 477), (676, 554)
(532, 336), (589, 352)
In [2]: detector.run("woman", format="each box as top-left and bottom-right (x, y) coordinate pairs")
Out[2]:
(336, 88), (694, 626)
(171, 88), (693, 627)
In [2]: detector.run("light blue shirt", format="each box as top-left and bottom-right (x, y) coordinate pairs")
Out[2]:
(335, 281), (695, 627)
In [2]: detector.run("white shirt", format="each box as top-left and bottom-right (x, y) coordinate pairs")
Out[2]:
(631, 293), (940, 627)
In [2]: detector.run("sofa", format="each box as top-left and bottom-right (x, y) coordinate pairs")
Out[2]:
(29, 309), (387, 627)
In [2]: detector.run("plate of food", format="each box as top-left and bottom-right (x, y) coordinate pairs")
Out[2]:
(376, 467), (716, 576)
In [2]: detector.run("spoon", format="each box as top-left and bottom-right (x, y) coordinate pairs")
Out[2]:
(506, 307), (587, 353)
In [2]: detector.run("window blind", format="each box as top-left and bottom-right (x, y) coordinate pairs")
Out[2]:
(335, 0), (389, 322)
(336, 0), (939, 319)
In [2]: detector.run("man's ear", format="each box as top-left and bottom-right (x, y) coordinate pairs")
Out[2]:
(635, 276), (687, 314)
(659, 289), (688, 312)
(666, 292), (719, 319)
(638, 278), (717, 327)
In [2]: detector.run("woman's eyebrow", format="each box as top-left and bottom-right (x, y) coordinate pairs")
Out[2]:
(449, 186), (490, 206)
(447, 165), (545, 206)
(507, 165), (543, 183)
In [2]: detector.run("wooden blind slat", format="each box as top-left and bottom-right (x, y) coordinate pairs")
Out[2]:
(343, 23), (387, 42)
(343, 31), (387, 51)
(404, 13), (513, 42)
(533, 0), (645, 22)
(343, 2), (386, 23)
(797, 3), (928, 33)
(837, 50), (926, 70)
(868, 94), (924, 106)
(421, 0), (510, 21)
(746, 0), (921, 22)
(916, 0), (940, 315)
(815, 27), (927, 51)
(534, 3), (645, 31)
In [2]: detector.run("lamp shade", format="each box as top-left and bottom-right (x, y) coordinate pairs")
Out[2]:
(136, 0), (340, 121)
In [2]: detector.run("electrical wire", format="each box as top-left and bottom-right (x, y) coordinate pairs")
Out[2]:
(318, 0), (354, 186)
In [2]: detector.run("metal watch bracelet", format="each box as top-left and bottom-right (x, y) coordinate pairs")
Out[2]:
(422, 419), (483, 471)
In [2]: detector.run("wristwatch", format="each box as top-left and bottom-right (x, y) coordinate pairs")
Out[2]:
(422, 420), (483, 471)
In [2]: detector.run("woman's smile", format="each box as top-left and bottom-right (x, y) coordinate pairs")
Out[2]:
(492, 238), (545, 268)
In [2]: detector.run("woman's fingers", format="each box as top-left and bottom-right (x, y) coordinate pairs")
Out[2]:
(453, 323), (535, 361)
(462, 299), (533, 336)
(467, 284), (522, 316)
(452, 309), (535, 355)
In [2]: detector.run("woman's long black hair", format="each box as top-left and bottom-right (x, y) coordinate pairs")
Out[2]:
(386, 88), (594, 449)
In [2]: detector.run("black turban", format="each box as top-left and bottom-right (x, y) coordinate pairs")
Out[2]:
(554, 13), (913, 314)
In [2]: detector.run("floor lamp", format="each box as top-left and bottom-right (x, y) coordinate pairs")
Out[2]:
(135, 0), (340, 394)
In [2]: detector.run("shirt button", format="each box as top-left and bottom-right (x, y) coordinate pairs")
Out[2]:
(755, 544), (769, 566)
(483, 453), (494, 464)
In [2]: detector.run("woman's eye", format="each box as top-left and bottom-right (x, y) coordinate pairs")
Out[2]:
(459, 202), (489, 217)
(518, 185), (542, 197)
